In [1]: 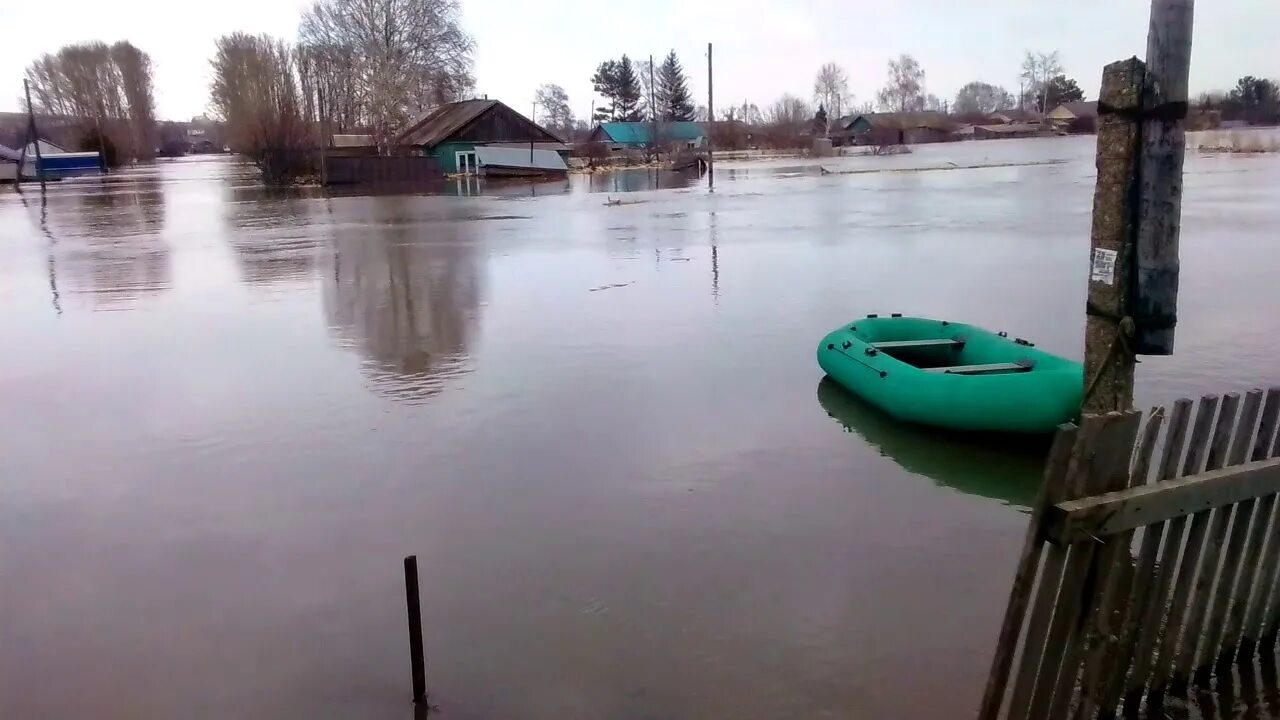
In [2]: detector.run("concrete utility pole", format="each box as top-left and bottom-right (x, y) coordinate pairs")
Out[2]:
(1082, 0), (1193, 413)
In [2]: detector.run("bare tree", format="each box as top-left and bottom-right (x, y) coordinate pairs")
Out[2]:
(534, 83), (574, 140)
(765, 94), (811, 148)
(1020, 51), (1063, 114)
(296, 41), (362, 135)
(813, 62), (851, 120)
(953, 81), (1014, 116)
(876, 54), (926, 112)
(209, 33), (313, 184)
(24, 40), (157, 162)
(299, 0), (475, 151)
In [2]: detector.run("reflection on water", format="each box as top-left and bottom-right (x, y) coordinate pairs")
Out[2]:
(322, 201), (482, 403)
(4, 142), (1280, 719)
(585, 166), (703, 193)
(225, 193), (320, 288)
(19, 173), (169, 310)
(816, 377), (1045, 507)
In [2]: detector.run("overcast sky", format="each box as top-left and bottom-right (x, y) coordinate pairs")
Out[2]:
(3, 0), (1277, 122)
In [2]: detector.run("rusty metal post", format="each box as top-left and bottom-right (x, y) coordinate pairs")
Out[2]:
(404, 555), (426, 704)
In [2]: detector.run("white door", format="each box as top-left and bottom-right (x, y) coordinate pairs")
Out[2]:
(455, 151), (477, 175)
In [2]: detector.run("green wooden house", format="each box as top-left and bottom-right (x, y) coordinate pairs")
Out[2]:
(396, 99), (567, 174)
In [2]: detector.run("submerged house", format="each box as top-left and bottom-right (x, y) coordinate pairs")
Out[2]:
(838, 112), (956, 146)
(396, 99), (568, 174)
(588, 121), (707, 152)
(1046, 101), (1099, 130)
(0, 144), (17, 182)
(29, 139), (102, 179)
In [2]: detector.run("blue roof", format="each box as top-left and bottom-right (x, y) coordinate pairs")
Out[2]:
(596, 121), (705, 145)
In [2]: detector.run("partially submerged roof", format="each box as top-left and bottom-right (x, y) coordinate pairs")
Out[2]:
(593, 121), (705, 144)
(396, 99), (561, 148)
(476, 146), (567, 172)
(1051, 101), (1098, 118)
(0, 144), (19, 162)
(847, 112), (954, 132)
(988, 109), (1041, 123)
(975, 123), (1044, 134)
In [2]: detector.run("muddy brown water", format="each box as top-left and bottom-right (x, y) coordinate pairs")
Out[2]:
(3, 136), (1280, 719)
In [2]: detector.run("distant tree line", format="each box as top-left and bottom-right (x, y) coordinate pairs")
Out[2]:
(23, 41), (157, 164)
(1197, 77), (1280, 125)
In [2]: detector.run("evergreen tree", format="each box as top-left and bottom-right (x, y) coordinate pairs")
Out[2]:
(657, 50), (695, 121)
(591, 59), (620, 121)
(614, 55), (643, 121)
(813, 104), (828, 136)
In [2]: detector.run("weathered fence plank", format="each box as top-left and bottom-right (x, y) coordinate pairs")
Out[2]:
(1005, 424), (1099, 720)
(1046, 456), (1280, 544)
(1173, 393), (1239, 682)
(976, 425), (1078, 720)
(1147, 395), (1220, 696)
(1042, 412), (1142, 720)
(1115, 399), (1194, 711)
(1198, 389), (1264, 672)
(1238, 389), (1280, 652)
(1077, 408), (1165, 716)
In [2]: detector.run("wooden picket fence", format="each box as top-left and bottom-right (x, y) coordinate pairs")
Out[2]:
(980, 388), (1280, 718)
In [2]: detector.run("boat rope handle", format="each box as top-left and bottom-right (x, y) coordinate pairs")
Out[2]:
(829, 345), (888, 378)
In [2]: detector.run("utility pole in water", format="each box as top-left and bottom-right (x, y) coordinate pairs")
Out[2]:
(706, 42), (714, 192)
(23, 79), (45, 187)
(1081, 0), (1192, 413)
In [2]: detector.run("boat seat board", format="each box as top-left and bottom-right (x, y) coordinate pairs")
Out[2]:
(870, 339), (963, 350)
(924, 362), (1031, 375)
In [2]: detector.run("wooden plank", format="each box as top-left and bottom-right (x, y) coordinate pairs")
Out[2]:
(1115, 398), (1194, 712)
(1042, 412), (1143, 720)
(1238, 388), (1280, 649)
(1148, 394), (1221, 695)
(870, 339), (961, 350)
(1005, 427), (1095, 720)
(977, 425), (1079, 720)
(924, 362), (1029, 375)
(1174, 392), (1241, 681)
(1198, 389), (1264, 669)
(1077, 407), (1165, 716)
(1013, 417), (1113, 719)
(1044, 457), (1280, 544)
(1132, 0), (1195, 356)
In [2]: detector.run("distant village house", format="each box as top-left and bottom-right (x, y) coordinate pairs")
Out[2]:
(588, 121), (707, 153)
(1046, 101), (1099, 131)
(837, 112), (956, 146)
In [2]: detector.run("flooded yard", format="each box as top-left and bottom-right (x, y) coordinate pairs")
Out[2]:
(3, 135), (1280, 718)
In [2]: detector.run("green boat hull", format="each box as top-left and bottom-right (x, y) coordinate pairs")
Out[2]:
(817, 316), (1083, 434)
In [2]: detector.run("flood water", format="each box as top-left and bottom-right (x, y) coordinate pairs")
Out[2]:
(3, 136), (1280, 719)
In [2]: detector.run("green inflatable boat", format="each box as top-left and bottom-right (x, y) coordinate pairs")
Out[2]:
(816, 315), (1083, 433)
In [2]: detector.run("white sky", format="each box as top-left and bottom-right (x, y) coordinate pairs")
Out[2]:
(3, 0), (1277, 122)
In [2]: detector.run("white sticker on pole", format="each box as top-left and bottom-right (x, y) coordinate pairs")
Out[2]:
(1091, 248), (1117, 285)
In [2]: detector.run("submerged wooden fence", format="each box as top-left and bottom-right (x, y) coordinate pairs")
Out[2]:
(981, 388), (1280, 718)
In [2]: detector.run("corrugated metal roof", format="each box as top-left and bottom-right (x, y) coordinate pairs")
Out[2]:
(595, 121), (705, 145)
(396, 99), (499, 148)
(476, 146), (567, 172)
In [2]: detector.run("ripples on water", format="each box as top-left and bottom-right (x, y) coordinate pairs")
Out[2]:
(2, 141), (1280, 719)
